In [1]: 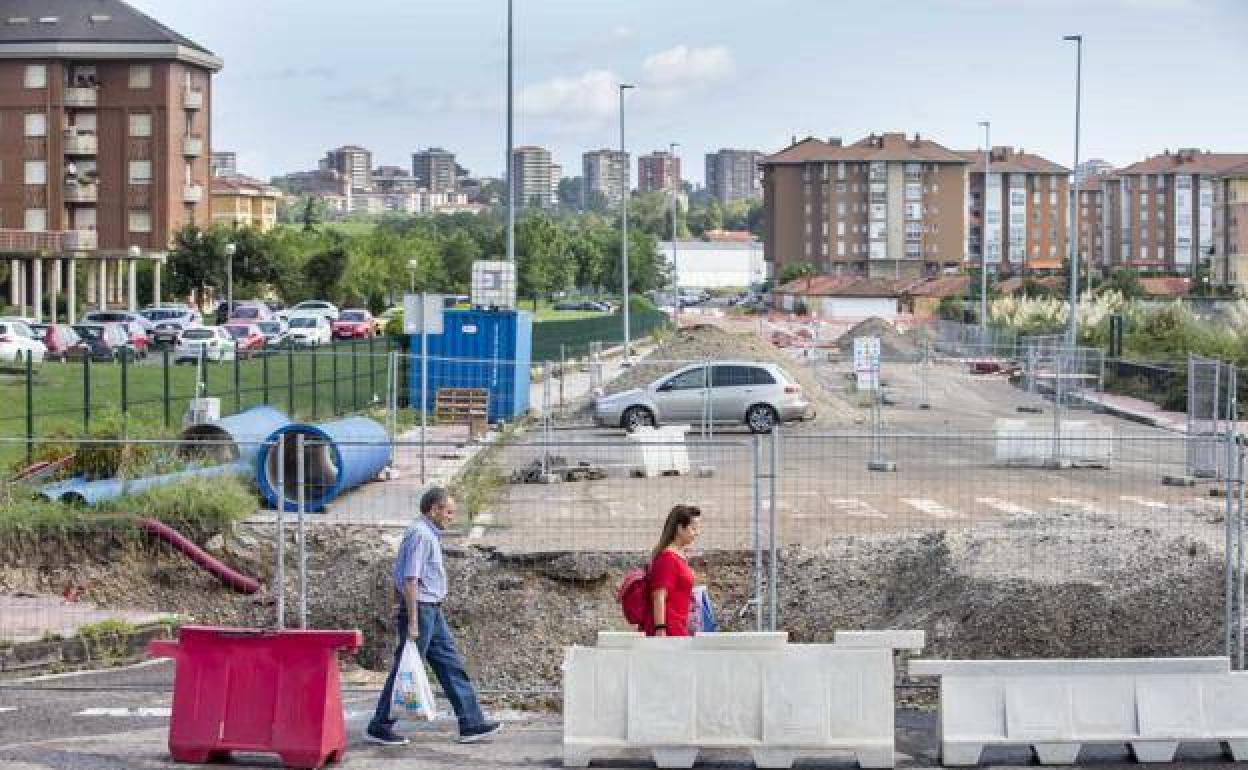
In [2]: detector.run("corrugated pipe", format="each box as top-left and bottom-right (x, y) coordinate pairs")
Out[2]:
(255, 418), (392, 513)
(139, 518), (260, 594)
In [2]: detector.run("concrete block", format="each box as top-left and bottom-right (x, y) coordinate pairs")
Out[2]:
(1129, 741), (1178, 763)
(692, 631), (787, 650)
(625, 425), (692, 477)
(835, 630), (925, 651)
(652, 748), (699, 768)
(595, 631), (643, 648)
(1033, 742), (1081, 764)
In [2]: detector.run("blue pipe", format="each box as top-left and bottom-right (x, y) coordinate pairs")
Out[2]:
(40, 463), (248, 506)
(180, 405), (292, 466)
(255, 417), (392, 513)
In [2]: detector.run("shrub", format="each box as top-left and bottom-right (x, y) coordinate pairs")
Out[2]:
(104, 475), (257, 538)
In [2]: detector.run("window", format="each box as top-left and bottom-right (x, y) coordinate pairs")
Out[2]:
(129, 160), (152, 184)
(837, 162), (845, 180)
(821, 222), (829, 237)
(24, 64), (46, 88)
(23, 112), (46, 137)
(837, 241), (846, 257)
(23, 160), (45, 185)
(837, 202), (847, 217)
(24, 208), (46, 231)
(905, 182), (922, 201)
(128, 209), (152, 233)
(837, 221), (845, 236)
(835, 181), (846, 193)
(129, 64), (152, 89)
(129, 113), (152, 137)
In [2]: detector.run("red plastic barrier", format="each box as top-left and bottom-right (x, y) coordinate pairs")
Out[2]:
(150, 626), (362, 768)
(139, 518), (261, 594)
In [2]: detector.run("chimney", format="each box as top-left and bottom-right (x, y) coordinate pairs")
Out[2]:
(791, 134), (797, 146)
(828, 136), (842, 147)
(912, 132), (921, 146)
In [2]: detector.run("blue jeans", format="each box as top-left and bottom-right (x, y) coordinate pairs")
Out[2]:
(370, 603), (487, 734)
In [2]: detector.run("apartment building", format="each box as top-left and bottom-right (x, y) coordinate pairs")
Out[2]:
(210, 151), (237, 177)
(321, 145), (372, 191)
(959, 147), (1070, 275)
(706, 149), (764, 204)
(1075, 159), (1114, 185)
(511, 146), (556, 209)
(638, 150), (680, 194)
(1110, 149), (1248, 275)
(0, 0), (221, 321)
(1075, 172), (1114, 272)
(1213, 163), (1248, 287)
(411, 147), (457, 193)
(582, 149), (629, 208)
(373, 165), (419, 194)
(211, 175), (279, 232)
(762, 133), (969, 280)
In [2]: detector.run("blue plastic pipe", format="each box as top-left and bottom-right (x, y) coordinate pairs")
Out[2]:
(255, 417), (392, 513)
(180, 405), (292, 466)
(40, 462), (247, 506)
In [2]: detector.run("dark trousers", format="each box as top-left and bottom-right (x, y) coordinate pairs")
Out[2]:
(369, 603), (486, 733)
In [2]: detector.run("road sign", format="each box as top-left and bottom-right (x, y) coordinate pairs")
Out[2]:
(854, 336), (881, 391)
(403, 293), (444, 335)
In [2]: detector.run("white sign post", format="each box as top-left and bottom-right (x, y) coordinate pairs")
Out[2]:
(854, 336), (881, 392)
(404, 294), (444, 483)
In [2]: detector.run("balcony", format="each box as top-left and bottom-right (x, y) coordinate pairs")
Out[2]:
(183, 136), (203, 157)
(63, 229), (98, 251)
(183, 184), (204, 204)
(63, 131), (97, 156)
(64, 87), (98, 108)
(183, 87), (203, 110)
(64, 182), (98, 204)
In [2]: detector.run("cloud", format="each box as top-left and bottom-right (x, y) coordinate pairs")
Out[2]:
(641, 45), (735, 88)
(518, 69), (620, 121)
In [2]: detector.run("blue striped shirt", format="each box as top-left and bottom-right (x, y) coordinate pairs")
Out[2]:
(392, 516), (446, 604)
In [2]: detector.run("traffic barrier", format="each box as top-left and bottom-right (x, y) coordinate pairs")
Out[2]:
(993, 419), (1113, 466)
(625, 424), (692, 477)
(909, 657), (1248, 766)
(563, 629), (924, 769)
(149, 626), (362, 768)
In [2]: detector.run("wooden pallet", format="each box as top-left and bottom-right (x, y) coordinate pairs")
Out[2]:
(435, 387), (489, 437)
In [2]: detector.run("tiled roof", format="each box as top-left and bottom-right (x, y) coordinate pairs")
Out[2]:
(763, 133), (970, 166)
(0, 0), (214, 55)
(212, 175), (280, 197)
(703, 229), (755, 243)
(776, 275), (919, 297)
(1116, 150), (1248, 176)
(905, 275), (970, 298)
(955, 148), (1070, 175)
(1223, 161), (1248, 178)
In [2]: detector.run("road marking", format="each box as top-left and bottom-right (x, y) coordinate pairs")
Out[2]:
(1120, 495), (1169, 510)
(829, 498), (888, 519)
(468, 526), (485, 540)
(977, 497), (1034, 517)
(0, 707), (16, 713)
(901, 498), (959, 519)
(1049, 497), (1099, 514)
(76, 707), (170, 718)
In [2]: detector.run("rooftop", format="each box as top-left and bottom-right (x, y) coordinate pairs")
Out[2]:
(763, 133), (970, 166)
(956, 147), (1070, 175)
(1117, 149), (1248, 176)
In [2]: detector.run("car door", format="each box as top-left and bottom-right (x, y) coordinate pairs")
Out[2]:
(710, 365), (758, 423)
(653, 365), (709, 423)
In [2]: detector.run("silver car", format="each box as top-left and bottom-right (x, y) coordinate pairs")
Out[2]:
(593, 361), (812, 433)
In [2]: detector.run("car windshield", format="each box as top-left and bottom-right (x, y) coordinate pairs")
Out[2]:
(224, 326), (249, 339)
(87, 313), (127, 323)
(74, 326), (103, 341)
(340, 311), (367, 321)
(233, 306), (260, 319)
(183, 329), (214, 340)
(143, 309), (184, 321)
(296, 302), (327, 310)
(290, 317), (317, 328)
(257, 322), (281, 333)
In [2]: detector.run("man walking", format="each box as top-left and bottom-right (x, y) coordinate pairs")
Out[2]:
(367, 486), (501, 746)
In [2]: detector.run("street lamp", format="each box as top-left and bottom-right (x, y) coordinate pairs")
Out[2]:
(619, 83), (635, 364)
(505, 0), (515, 263)
(224, 242), (236, 315)
(978, 120), (990, 332)
(1064, 34), (1083, 347)
(407, 258), (419, 293)
(669, 142), (680, 303)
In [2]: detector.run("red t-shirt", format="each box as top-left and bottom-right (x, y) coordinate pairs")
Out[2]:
(645, 549), (694, 637)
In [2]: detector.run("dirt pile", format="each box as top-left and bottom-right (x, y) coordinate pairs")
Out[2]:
(834, 317), (919, 358)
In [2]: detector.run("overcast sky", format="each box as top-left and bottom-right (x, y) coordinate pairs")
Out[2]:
(131, 0), (1247, 184)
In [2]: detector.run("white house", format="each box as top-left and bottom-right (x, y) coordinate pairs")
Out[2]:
(659, 239), (766, 289)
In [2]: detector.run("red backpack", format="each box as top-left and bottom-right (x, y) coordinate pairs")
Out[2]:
(617, 566), (649, 629)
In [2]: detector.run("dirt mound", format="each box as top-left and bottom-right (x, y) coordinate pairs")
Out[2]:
(834, 317), (918, 358)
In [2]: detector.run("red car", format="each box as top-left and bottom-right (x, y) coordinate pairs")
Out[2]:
(332, 309), (377, 339)
(122, 321), (150, 358)
(30, 323), (82, 362)
(224, 323), (266, 358)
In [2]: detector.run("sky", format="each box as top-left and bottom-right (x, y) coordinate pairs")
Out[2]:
(130, 0), (1248, 185)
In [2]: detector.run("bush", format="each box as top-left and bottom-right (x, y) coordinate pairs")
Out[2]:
(104, 475), (257, 538)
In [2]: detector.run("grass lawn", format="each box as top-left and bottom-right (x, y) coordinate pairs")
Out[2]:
(524, 299), (614, 321)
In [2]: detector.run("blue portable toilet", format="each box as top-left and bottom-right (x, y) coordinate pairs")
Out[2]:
(408, 309), (532, 422)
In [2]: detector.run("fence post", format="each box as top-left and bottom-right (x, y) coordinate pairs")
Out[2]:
(332, 344), (339, 415)
(286, 344), (294, 416)
(162, 348), (171, 429)
(310, 348), (318, 419)
(120, 346), (129, 418)
(275, 435), (286, 629)
(296, 432), (308, 630)
(25, 352), (34, 464)
(768, 427), (779, 631)
(369, 334), (376, 401)
(233, 346), (241, 414)
(752, 434), (763, 632)
(82, 352), (91, 432)
(352, 339), (359, 412)
(262, 350), (270, 405)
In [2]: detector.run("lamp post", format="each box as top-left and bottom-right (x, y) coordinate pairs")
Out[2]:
(669, 142), (680, 303)
(619, 83), (634, 364)
(224, 242), (236, 317)
(1064, 34), (1083, 347)
(978, 120), (990, 332)
(407, 258), (418, 293)
(505, 0), (515, 263)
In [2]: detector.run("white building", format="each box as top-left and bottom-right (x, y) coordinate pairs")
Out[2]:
(658, 239), (766, 289)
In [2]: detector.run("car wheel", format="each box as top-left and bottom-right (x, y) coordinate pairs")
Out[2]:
(621, 406), (656, 432)
(746, 404), (778, 434)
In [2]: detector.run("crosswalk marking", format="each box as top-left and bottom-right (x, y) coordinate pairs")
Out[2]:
(977, 497), (1034, 517)
(901, 498), (959, 519)
(1120, 495), (1169, 510)
(828, 499), (887, 519)
(76, 707), (170, 717)
(1049, 497), (1099, 514)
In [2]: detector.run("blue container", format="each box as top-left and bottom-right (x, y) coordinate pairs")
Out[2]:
(408, 309), (532, 422)
(255, 418), (393, 513)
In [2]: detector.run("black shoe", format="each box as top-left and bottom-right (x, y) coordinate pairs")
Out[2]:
(457, 721), (502, 743)
(365, 725), (410, 746)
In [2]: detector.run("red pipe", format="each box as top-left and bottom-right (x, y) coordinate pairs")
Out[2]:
(139, 518), (261, 594)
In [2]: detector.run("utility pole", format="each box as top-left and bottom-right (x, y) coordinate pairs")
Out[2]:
(978, 120), (990, 332)
(505, 0), (515, 263)
(619, 83), (634, 363)
(670, 141), (680, 301)
(1064, 34), (1083, 347)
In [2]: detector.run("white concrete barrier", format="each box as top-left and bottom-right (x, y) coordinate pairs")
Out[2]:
(563, 630), (924, 768)
(626, 425), (692, 477)
(993, 419), (1113, 467)
(910, 657), (1248, 765)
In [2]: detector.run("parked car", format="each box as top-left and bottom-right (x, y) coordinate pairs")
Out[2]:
(0, 320), (47, 362)
(175, 326), (236, 363)
(143, 307), (203, 348)
(224, 323), (266, 358)
(83, 310), (153, 334)
(592, 361), (811, 434)
(284, 315), (332, 346)
(284, 300), (339, 323)
(228, 303), (274, 324)
(331, 309), (377, 339)
(69, 322), (130, 362)
(30, 323), (81, 362)
(256, 319), (289, 347)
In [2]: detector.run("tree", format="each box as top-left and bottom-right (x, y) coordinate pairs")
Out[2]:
(557, 177), (583, 210)
(303, 238), (349, 300)
(516, 215), (572, 309)
(440, 231), (481, 291)
(778, 261), (817, 287)
(1099, 268), (1145, 299)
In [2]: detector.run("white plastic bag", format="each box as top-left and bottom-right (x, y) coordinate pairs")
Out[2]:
(389, 640), (438, 721)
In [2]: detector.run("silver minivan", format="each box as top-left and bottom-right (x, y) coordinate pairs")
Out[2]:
(592, 361), (812, 433)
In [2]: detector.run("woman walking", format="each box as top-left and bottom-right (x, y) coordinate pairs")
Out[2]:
(646, 505), (701, 637)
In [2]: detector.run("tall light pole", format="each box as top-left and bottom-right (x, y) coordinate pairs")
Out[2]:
(619, 83), (634, 363)
(224, 242), (236, 315)
(1064, 34), (1083, 347)
(407, 258), (418, 293)
(669, 141), (680, 299)
(505, 0), (515, 263)
(978, 120), (990, 332)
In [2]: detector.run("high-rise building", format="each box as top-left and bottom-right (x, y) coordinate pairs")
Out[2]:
(959, 147), (1070, 275)
(321, 145), (373, 191)
(373, 166), (419, 194)
(511, 146), (556, 209)
(1075, 158), (1115, 185)
(1075, 172), (1114, 272)
(706, 149), (764, 203)
(1109, 149), (1248, 275)
(211, 151), (237, 177)
(550, 163), (562, 207)
(0, 0), (222, 321)
(1213, 163), (1248, 287)
(582, 149), (630, 208)
(762, 133), (970, 280)
(638, 150), (681, 194)
(411, 147), (457, 193)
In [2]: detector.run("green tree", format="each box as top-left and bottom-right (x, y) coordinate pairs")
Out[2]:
(1099, 268), (1145, 299)
(516, 215), (572, 308)
(777, 261), (817, 287)
(303, 237), (349, 300)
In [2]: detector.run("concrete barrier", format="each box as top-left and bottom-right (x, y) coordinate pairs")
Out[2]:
(993, 419), (1113, 467)
(626, 425), (692, 477)
(563, 630), (924, 768)
(909, 657), (1248, 765)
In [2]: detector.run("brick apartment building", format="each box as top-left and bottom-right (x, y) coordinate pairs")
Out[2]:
(762, 133), (970, 280)
(1075, 172), (1113, 272)
(1214, 163), (1248, 287)
(638, 150), (680, 194)
(960, 147), (1070, 275)
(706, 148), (763, 204)
(0, 0), (221, 321)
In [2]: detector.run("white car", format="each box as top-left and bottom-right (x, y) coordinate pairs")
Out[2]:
(282, 300), (339, 323)
(174, 326), (236, 363)
(284, 315), (332, 346)
(0, 320), (46, 362)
